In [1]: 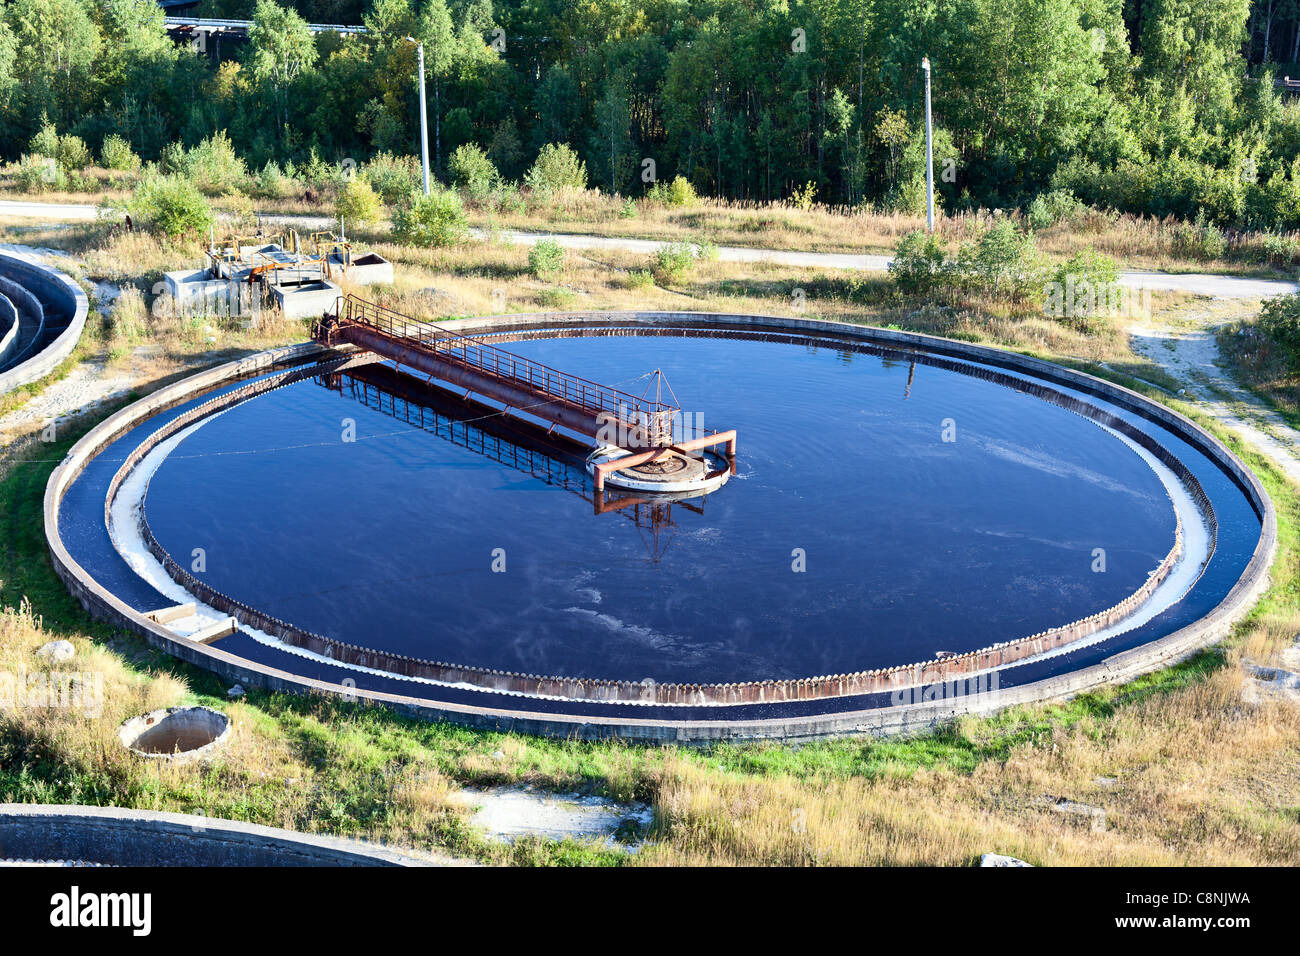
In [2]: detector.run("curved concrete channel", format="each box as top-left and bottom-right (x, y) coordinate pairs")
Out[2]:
(43, 313), (1277, 743)
(0, 804), (441, 866)
(0, 290), (19, 367)
(0, 250), (89, 394)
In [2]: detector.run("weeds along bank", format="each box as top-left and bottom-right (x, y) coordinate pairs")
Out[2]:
(8, 117), (1300, 281)
(10, 168), (1300, 280)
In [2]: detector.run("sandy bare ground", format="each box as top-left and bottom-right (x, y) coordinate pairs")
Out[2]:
(0, 359), (136, 445)
(1128, 299), (1300, 487)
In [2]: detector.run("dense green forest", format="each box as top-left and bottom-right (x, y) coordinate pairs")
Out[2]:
(8, 0), (1300, 227)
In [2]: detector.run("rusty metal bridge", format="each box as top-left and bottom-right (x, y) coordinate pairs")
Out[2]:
(314, 295), (736, 489)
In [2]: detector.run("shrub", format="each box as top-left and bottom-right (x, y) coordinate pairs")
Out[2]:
(528, 239), (565, 279)
(11, 154), (66, 192)
(954, 218), (1044, 299)
(625, 268), (654, 289)
(27, 123), (92, 171)
(1026, 189), (1085, 229)
(481, 181), (526, 214)
(1050, 247), (1118, 290)
(67, 170), (98, 192)
(891, 221), (1044, 301)
(29, 122), (59, 159)
(620, 197), (637, 218)
(129, 175), (214, 238)
(159, 141), (188, 175)
(185, 131), (248, 194)
(391, 188), (468, 247)
(1171, 209), (1228, 261)
(363, 152), (422, 205)
(449, 144), (499, 197)
(299, 148), (336, 190)
(1258, 232), (1300, 268)
(651, 241), (709, 283)
(524, 143), (587, 195)
(790, 181), (818, 211)
(255, 161), (296, 200)
(538, 287), (578, 309)
(1258, 292), (1300, 369)
(647, 176), (697, 207)
(668, 176), (699, 207)
(1044, 248), (1121, 328)
(884, 176), (929, 215)
(56, 134), (93, 171)
(888, 230), (949, 295)
(100, 135), (141, 172)
(335, 177), (382, 227)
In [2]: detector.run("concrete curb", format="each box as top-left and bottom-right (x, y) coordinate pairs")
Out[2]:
(0, 804), (441, 866)
(0, 252), (89, 395)
(43, 313), (1278, 743)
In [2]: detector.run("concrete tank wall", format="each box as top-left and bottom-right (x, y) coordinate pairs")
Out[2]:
(42, 316), (1278, 744)
(0, 804), (438, 866)
(0, 273), (45, 366)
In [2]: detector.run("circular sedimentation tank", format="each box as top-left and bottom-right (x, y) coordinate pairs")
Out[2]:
(45, 313), (1275, 742)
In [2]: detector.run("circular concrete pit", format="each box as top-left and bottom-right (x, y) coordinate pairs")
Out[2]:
(119, 706), (231, 761)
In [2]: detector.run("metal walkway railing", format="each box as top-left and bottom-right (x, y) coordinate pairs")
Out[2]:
(326, 294), (680, 447)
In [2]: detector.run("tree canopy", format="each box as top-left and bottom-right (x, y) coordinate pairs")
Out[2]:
(7, 0), (1300, 228)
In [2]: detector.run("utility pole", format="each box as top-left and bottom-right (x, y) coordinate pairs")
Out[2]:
(408, 37), (431, 195)
(922, 56), (934, 232)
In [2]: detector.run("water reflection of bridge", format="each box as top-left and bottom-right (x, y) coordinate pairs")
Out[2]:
(318, 362), (705, 561)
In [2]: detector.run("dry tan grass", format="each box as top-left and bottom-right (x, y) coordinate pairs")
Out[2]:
(634, 661), (1300, 867)
(0, 597), (471, 848)
(7, 183), (1282, 275)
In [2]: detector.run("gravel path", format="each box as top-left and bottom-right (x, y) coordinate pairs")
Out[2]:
(0, 358), (135, 444)
(1129, 300), (1300, 487)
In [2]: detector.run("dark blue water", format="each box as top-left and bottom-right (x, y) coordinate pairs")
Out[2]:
(138, 334), (1180, 684)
